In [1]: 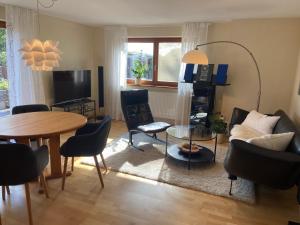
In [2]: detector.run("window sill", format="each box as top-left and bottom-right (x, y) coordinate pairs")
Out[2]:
(127, 84), (178, 90)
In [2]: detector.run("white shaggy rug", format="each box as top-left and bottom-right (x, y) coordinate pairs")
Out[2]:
(81, 133), (255, 203)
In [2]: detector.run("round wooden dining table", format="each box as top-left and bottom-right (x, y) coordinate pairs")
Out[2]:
(0, 111), (87, 179)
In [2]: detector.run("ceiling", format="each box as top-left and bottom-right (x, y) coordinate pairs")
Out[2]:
(1, 0), (300, 26)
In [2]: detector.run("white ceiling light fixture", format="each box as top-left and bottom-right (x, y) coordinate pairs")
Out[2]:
(20, 0), (61, 71)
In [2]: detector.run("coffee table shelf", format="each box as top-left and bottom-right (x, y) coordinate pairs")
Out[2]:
(165, 125), (217, 170)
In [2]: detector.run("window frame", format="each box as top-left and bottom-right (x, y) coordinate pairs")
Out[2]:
(127, 37), (181, 88)
(0, 21), (5, 28)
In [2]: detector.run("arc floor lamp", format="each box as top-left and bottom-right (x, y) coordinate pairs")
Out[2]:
(182, 41), (262, 112)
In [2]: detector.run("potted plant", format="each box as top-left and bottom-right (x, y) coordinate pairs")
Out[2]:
(210, 113), (227, 144)
(0, 78), (8, 110)
(131, 57), (148, 85)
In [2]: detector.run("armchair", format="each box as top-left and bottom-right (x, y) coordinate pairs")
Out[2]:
(224, 108), (300, 203)
(120, 89), (171, 150)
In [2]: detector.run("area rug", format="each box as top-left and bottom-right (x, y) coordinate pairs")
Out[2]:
(81, 133), (255, 203)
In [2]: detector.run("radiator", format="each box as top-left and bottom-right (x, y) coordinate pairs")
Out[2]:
(148, 91), (177, 120)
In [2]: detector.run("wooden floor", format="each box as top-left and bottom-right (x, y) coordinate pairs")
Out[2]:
(0, 120), (299, 225)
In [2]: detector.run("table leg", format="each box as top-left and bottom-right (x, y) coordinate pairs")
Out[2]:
(165, 132), (168, 157)
(48, 135), (62, 179)
(188, 139), (192, 170)
(214, 135), (218, 163)
(16, 138), (30, 146)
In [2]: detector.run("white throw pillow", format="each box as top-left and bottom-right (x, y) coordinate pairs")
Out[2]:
(247, 132), (295, 151)
(229, 124), (264, 142)
(242, 110), (280, 134)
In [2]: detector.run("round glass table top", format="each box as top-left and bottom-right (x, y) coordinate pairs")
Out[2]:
(166, 125), (216, 141)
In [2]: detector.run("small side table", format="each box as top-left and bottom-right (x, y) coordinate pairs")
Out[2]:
(165, 125), (217, 170)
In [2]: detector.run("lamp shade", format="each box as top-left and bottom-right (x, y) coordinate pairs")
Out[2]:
(20, 39), (62, 71)
(182, 49), (208, 65)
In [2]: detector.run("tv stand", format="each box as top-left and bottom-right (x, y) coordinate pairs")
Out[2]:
(50, 98), (96, 121)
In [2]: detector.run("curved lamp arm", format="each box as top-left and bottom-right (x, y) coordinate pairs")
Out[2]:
(195, 41), (262, 112)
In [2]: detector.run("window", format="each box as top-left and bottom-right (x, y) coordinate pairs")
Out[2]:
(127, 38), (181, 87)
(0, 21), (8, 115)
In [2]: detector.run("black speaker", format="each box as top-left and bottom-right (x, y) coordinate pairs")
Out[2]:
(98, 66), (104, 107)
(194, 64), (214, 83)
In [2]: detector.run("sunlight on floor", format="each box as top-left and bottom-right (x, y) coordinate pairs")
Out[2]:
(115, 172), (159, 185)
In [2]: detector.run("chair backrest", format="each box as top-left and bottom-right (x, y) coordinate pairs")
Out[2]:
(12, 104), (49, 115)
(120, 89), (154, 130)
(93, 116), (112, 154)
(0, 143), (39, 185)
(273, 110), (300, 155)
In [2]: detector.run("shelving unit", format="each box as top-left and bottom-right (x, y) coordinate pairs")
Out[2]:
(50, 98), (97, 121)
(189, 81), (230, 126)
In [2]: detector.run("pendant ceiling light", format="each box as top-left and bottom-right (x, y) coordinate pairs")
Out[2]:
(20, 0), (61, 71)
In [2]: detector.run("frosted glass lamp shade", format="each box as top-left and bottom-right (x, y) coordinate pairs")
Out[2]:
(20, 39), (62, 71)
(182, 49), (208, 65)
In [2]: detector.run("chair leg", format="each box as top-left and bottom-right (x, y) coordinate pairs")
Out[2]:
(62, 157), (68, 191)
(129, 130), (133, 146)
(93, 156), (104, 188)
(229, 180), (233, 195)
(1, 186), (5, 201)
(71, 157), (74, 172)
(297, 184), (300, 204)
(100, 153), (107, 172)
(6, 186), (10, 196)
(228, 175), (237, 195)
(40, 173), (49, 198)
(24, 183), (33, 225)
(37, 138), (42, 147)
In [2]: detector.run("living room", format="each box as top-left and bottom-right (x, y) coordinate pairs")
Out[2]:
(0, 0), (300, 224)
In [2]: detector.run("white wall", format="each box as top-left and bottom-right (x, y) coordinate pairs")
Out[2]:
(0, 6), (5, 20)
(207, 18), (300, 120)
(39, 15), (95, 106)
(289, 51), (300, 125)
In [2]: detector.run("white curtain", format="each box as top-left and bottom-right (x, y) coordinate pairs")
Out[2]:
(175, 22), (209, 125)
(104, 26), (127, 120)
(6, 5), (46, 108)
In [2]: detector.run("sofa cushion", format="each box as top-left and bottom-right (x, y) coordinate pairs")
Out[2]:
(247, 132), (295, 151)
(274, 110), (300, 155)
(242, 110), (280, 134)
(229, 124), (263, 141)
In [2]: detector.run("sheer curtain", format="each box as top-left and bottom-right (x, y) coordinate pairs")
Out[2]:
(104, 26), (127, 120)
(175, 22), (209, 125)
(6, 5), (45, 108)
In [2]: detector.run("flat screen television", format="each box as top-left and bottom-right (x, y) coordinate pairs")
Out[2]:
(53, 70), (91, 103)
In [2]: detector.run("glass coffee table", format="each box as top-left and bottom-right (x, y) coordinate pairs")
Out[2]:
(165, 125), (217, 170)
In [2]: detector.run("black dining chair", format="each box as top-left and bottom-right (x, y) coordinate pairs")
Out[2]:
(0, 104), (50, 203)
(60, 116), (112, 190)
(11, 104), (50, 147)
(12, 104), (50, 115)
(0, 142), (49, 225)
(120, 89), (171, 150)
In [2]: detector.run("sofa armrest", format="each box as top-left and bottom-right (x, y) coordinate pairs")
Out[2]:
(229, 107), (249, 131)
(224, 139), (300, 188)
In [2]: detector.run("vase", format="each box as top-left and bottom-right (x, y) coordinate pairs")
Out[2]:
(135, 78), (141, 85)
